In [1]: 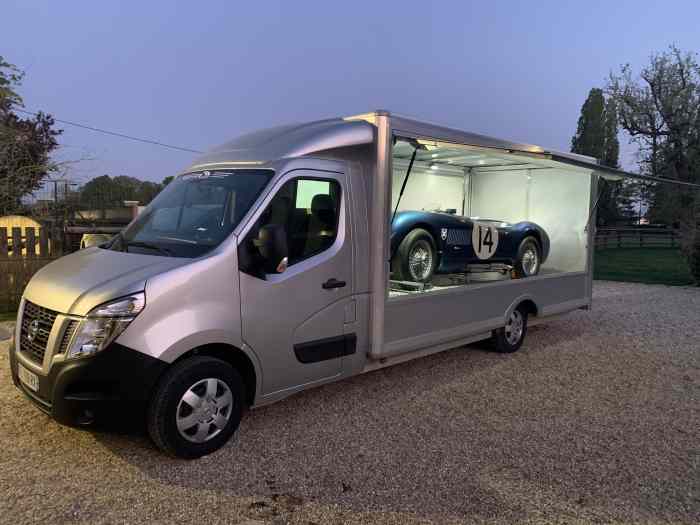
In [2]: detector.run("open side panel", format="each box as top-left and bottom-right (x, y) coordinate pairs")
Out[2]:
(378, 135), (594, 358)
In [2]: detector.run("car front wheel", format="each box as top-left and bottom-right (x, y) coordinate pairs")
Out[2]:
(392, 228), (437, 283)
(147, 356), (245, 459)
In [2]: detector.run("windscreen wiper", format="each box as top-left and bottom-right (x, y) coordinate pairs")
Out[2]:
(125, 241), (173, 257)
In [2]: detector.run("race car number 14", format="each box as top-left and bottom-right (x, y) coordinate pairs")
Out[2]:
(472, 222), (499, 260)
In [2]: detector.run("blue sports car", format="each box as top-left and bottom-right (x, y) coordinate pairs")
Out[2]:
(390, 210), (550, 283)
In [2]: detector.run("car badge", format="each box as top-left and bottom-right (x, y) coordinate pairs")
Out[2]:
(441, 228), (448, 241)
(27, 319), (40, 342)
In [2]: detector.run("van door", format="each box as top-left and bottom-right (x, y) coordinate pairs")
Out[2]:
(238, 170), (354, 395)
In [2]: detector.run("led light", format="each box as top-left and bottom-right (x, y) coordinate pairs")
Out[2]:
(66, 293), (145, 359)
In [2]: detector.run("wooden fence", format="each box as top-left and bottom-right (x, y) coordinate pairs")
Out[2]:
(595, 228), (680, 249)
(0, 226), (65, 313)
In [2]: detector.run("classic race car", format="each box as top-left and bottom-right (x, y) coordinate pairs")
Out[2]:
(390, 210), (550, 283)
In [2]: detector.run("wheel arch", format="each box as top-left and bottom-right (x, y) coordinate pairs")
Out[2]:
(520, 226), (550, 262)
(173, 343), (258, 406)
(504, 295), (539, 323)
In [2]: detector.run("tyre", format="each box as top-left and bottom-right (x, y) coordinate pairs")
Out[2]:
(514, 236), (540, 278)
(392, 228), (437, 283)
(147, 356), (245, 459)
(491, 305), (528, 353)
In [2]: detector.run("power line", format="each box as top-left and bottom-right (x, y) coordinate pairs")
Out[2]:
(14, 108), (203, 154)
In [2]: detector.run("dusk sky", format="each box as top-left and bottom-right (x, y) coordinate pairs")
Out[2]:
(5, 1), (700, 184)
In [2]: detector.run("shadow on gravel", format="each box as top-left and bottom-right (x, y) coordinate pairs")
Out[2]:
(92, 341), (527, 519)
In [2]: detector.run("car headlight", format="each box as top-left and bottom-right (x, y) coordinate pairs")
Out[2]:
(66, 293), (145, 359)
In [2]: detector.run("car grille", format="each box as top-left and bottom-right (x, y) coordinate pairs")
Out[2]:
(20, 301), (58, 364)
(446, 229), (470, 245)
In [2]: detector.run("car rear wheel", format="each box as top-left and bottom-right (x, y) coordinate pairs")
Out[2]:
(491, 306), (528, 353)
(392, 228), (437, 283)
(147, 356), (245, 459)
(514, 237), (540, 278)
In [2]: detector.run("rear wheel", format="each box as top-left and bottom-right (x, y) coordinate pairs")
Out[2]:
(514, 237), (540, 278)
(147, 356), (245, 459)
(491, 306), (528, 353)
(392, 228), (437, 283)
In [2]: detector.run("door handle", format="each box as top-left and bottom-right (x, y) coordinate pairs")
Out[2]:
(322, 278), (346, 290)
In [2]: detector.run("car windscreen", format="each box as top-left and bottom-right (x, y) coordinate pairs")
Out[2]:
(106, 169), (272, 258)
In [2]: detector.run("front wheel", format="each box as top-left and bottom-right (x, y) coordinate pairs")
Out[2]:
(491, 306), (528, 353)
(147, 356), (245, 459)
(392, 228), (437, 283)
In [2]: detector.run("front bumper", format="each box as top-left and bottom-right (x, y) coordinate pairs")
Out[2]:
(8, 338), (168, 426)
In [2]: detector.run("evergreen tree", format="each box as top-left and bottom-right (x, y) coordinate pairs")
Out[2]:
(571, 88), (622, 225)
(571, 88), (606, 160)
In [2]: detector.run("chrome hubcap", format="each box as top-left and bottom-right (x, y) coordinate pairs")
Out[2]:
(408, 241), (433, 281)
(176, 378), (233, 443)
(521, 248), (539, 275)
(505, 310), (524, 345)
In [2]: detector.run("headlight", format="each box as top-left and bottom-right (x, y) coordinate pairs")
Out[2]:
(66, 293), (145, 359)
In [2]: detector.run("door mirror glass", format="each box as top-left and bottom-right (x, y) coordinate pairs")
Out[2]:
(253, 224), (289, 274)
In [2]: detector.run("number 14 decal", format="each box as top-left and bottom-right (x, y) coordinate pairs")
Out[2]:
(471, 222), (499, 260)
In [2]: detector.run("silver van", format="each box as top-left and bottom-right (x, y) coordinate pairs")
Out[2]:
(9, 111), (629, 458)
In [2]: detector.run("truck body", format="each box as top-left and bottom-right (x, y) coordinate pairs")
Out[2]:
(8, 110), (624, 457)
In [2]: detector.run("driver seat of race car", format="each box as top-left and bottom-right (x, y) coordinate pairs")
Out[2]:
(305, 193), (336, 255)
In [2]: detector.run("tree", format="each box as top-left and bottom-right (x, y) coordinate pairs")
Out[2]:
(0, 56), (62, 214)
(162, 175), (175, 186)
(607, 46), (700, 283)
(572, 88), (606, 160)
(571, 88), (622, 225)
(79, 174), (162, 210)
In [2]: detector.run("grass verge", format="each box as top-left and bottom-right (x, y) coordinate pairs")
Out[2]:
(594, 248), (695, 286)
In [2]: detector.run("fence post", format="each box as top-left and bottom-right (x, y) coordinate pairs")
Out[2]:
(51, 228), (63, 257)
(0, 228), (7, 258)
(26, 228), (36, 258)
(39, 228), (49, 257)
(639, 230), (643, 247)
(11, 227), (22, 259)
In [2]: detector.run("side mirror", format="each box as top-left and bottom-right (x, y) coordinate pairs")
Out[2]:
(253, 224), (289, 274)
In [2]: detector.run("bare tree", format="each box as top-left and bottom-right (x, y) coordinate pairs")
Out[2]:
(607, 46), (700, 282)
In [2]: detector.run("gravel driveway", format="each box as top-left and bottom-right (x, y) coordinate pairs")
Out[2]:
(0, 281), (698, 524)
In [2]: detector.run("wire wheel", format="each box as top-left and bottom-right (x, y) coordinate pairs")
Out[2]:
(408, 240), (434, 281)
(176, 378), (234, 443)
(521, 246), (539, 276)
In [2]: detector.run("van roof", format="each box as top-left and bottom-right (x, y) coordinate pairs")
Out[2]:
(187, 110), (700, 187)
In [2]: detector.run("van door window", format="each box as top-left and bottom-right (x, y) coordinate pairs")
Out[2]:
(242, 177), (341, 274)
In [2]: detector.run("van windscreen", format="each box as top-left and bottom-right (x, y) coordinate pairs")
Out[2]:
(106, 169), (272, 258)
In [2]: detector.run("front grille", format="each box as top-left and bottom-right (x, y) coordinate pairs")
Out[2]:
(446, 229), (470, 245)
(58, 320), (79, 354)
(20, 301), (58, 364)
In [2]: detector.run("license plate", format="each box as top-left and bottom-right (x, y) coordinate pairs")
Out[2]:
(18, 364), (39, 392)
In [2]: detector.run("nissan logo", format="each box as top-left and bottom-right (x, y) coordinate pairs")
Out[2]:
(27, 319), (40, 342)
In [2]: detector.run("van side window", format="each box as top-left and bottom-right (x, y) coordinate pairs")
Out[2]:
(242, 177), (341, 273)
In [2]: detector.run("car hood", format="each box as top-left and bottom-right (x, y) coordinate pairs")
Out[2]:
(23, 247), (192, 316)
